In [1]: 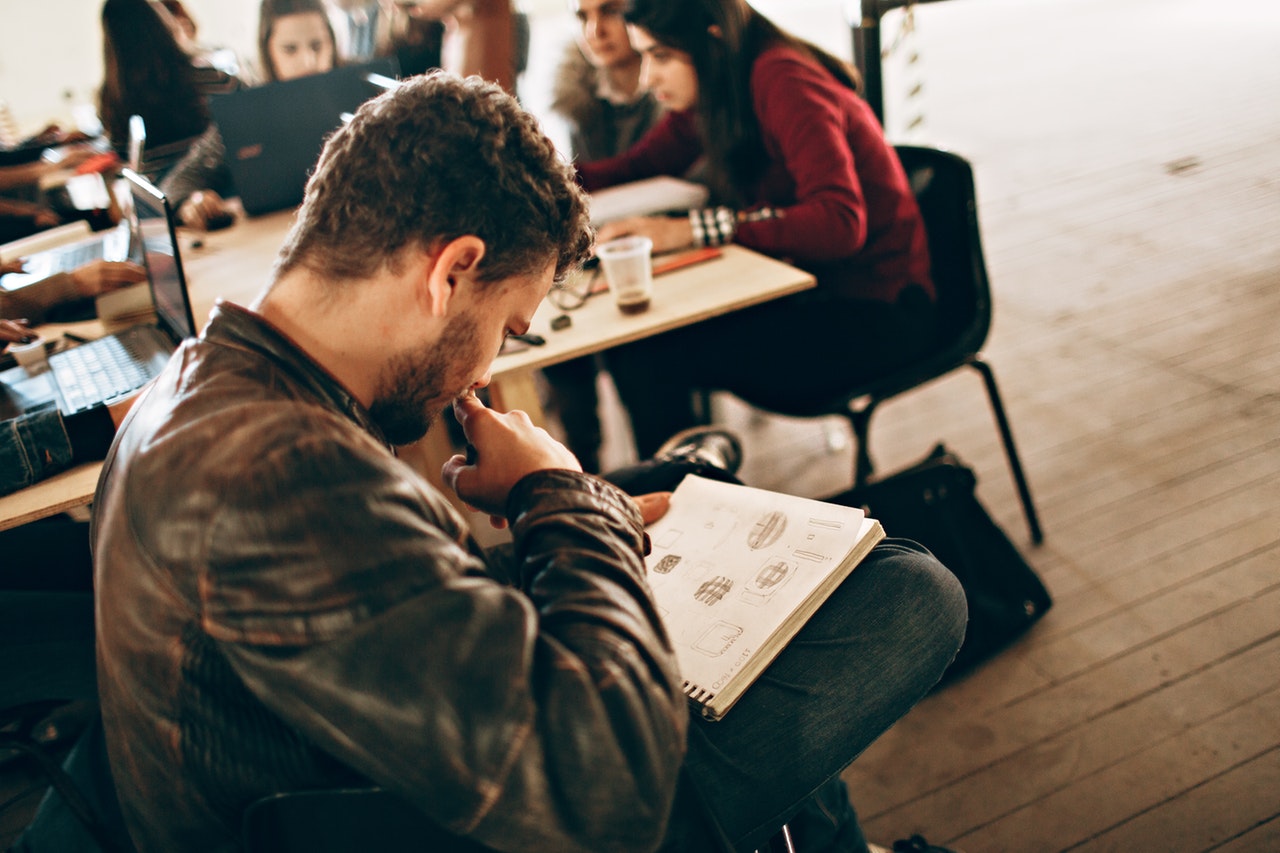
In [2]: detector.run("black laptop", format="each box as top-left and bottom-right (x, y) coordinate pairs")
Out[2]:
(208, 59), (398, 216)
(39, 168), (197, 416)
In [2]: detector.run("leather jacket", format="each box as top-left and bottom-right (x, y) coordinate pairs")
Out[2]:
(92, 302), (689, 853)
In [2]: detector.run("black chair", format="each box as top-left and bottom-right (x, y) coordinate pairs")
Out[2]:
(709, 145), (1043, 544)
(242, 786), (795, 853)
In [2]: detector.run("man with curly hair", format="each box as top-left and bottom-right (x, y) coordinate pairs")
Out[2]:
(89, 71), (965, 853)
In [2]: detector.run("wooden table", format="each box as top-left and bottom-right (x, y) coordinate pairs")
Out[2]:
(0, 211), (814, 531)
(483, 245), (817, 417)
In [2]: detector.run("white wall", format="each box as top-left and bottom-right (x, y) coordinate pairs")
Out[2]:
(0, 0), (259, 137)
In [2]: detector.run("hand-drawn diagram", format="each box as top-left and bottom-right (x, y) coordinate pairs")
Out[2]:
(740, 556), (797, 605)
(694, 575), (733, 605)
(692, 620), (743, 657)
(652, 504), (740, 553)
(747, 510), (787, 549)
(642, 475), (875, 718)
(653, 554), (682, 574)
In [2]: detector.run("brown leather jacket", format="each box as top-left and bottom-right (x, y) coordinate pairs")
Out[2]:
(92, 302), (689, 853)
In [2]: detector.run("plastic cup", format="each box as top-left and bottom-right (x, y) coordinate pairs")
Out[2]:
(10, 336), (48, 372)
(596, 236), (654, 314)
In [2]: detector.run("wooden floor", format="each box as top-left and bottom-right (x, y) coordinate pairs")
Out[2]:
(670, 1), (1280, 850)
(4, 1), (1277, 850)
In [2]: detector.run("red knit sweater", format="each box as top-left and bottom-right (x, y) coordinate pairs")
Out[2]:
(578, 45), (932, 305)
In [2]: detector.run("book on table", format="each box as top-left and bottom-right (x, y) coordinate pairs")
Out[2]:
(644, 475), (885, 721)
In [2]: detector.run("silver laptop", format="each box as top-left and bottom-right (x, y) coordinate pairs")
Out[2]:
(42, 168), (197, 416)
(0, 116), (147, 292)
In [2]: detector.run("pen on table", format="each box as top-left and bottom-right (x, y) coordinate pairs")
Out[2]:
(63, 332), (97, 344)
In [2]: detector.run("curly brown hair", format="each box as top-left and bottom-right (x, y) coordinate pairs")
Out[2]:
(275, 72), (593, 287)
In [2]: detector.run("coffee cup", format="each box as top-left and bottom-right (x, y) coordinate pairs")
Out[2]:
(10, 336), (48, 372)
(596, 236), (654, 314)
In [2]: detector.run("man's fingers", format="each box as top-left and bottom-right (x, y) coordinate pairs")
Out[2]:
(440, 452), (470, 494)
(633, 492), (672, 525)
(452, 390), (485, 421)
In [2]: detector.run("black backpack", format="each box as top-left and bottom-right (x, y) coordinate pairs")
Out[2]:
(833, 444), (1052, 684)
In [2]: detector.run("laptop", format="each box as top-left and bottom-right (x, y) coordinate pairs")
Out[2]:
(0, 223), (131, 290)
(209, 59), (398, 216)
(38, 168), (197, 416)
(0, 116), (147, 293)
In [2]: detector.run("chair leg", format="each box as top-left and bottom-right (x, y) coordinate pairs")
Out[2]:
(692, 389), (715, 426)
(848, 404), (878, 489)
(967, 358), (1044, 544)
(769, 823), (797, 853)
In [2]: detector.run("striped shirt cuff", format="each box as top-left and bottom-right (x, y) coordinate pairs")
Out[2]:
(688, 206), (783, 247)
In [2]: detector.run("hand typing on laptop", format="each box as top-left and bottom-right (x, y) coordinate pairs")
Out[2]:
(2, 259), (147, 342)
(61, 259), (148, 299)
(0, 317), (36, 346)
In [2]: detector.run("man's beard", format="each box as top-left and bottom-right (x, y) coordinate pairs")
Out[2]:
(368, 313), (482, 446)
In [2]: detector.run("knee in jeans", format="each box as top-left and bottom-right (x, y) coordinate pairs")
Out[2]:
(875, 538), (968, 662)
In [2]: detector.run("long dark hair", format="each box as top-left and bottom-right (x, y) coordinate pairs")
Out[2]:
(624, 0), (861, 204)
(97, 0), (209, 147)
(258, 0), (339, 82)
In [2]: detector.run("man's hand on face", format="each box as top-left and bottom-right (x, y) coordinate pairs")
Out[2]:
(442, 391), (582, 526)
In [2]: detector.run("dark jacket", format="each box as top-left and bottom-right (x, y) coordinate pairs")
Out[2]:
(550, 42), (664, 163)
(91, 301), (689, 852)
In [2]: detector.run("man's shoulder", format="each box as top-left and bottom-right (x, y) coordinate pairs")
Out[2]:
(134, 391), (383, 493)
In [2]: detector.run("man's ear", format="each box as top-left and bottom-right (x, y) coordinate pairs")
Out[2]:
(422, 235), (486, 316)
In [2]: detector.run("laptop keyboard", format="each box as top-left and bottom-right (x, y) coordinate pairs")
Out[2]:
(62, 241), (107, 269)
(51, 336), (156, 414)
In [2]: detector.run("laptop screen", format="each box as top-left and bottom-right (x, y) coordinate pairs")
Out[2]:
(120, 168), (197, 342)
(208, 58), (399, 216)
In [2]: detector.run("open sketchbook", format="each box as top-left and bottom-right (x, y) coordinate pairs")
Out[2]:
(645, 475), (885, 721)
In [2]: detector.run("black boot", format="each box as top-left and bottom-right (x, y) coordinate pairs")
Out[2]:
(653, 427), (743, 478)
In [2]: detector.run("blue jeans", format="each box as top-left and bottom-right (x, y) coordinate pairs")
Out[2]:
(675, 539), (966, 851)
(607, 460), (967, 852)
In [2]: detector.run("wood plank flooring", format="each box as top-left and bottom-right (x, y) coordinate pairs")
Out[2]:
(4, 1), (1276, 850)
(561, 1), (1280, 849)
(685, 2), (1280, 850)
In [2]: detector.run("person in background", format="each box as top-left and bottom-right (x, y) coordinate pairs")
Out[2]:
(541, 0), (665, 472)
(158, 0), (200, 51)
(157, 0), (243, 76)
(578, 0), (938, 459)
(260, 0), (341, 82)
(326, 0), (397, 61)
(553, 0), (661, 163)
(403, 0), (526, 94)
(98, 0), (240, 234)
(0, 128), (101, 243)
(162, 0), (340, 230)
(97, 0), (239, 184)
(85, 71), (964, 853)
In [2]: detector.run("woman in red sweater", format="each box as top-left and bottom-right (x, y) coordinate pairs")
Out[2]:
(579, 0), (937, 457)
